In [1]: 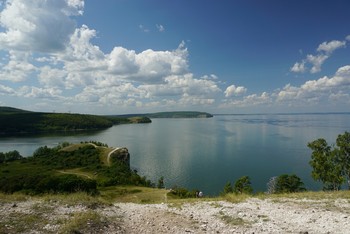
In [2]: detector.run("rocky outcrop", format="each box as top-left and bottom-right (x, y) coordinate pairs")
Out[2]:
(109, 147), (130, 168)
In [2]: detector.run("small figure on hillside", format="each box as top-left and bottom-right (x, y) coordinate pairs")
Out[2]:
(198, 191), (203, 198)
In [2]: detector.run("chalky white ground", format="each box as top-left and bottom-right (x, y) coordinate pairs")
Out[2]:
(3, 197), (350, 233)
(114, 198), (350, 233)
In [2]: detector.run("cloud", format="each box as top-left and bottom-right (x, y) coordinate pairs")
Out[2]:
(220, 92), (271, 108)
(291, 38), (347, 74)
(139, 24), (150, 33)
(221, 65), (350, 110)
(290, 61), (306, 73)
(156, 24), (165, 32)
(0, 50), (36, 82)
(0, 0), (83, 53)
(317, 40), (346, 54)
(0, 84), (15, 95)
(18, 86), (63, 100)
(346, 35), (350, 41)
(224, 85), (247, 97)
(278, 65), (350, 103)
(306, 54), (329, 74)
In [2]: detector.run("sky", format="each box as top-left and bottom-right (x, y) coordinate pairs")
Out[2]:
(0, 0), (349, 115)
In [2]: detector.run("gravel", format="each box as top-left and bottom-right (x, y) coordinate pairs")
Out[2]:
(1, 197), (350, 233)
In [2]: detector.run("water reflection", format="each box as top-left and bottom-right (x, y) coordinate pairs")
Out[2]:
(1, 114), (349, 195)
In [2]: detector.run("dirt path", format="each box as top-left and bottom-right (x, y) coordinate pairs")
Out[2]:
(107, 147), (120, 166)
(57, 170), (93, 179)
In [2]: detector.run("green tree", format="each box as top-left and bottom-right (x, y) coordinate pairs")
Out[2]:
(233, 176), (253, 194)
(336, 131), (350, 189)
(275, 174), (306, 193)
(222, 181), (233, 195)
(308, 138), (344, 191)
(157, 176), (165, 189)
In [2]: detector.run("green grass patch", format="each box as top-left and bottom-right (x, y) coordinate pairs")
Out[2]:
(56, 168), (96, 180)
(99, 185), (168, 203)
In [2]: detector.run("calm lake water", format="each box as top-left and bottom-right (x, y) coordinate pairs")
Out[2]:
(1, 114), (350, 195)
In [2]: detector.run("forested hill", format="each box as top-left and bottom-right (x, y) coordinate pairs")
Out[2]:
(116, 111), (213, 118)
(0, 107), (151, 135)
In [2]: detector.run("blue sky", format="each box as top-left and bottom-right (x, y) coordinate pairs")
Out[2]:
(0, 0), (349, 114)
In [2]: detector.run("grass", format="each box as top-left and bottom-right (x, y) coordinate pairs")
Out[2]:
(99, 147), (113, 165)
(222, 193), (252, 203)
(40, 192), (111, 208)
(99, 185), (168, 203)
(256, 190), (350, 201)
(0, 192), (29, 203)
(217, 211), (251, 227)
(56, 168), (96, 179)
(59, 211), (106, 234)
(0, 212), (49, 233)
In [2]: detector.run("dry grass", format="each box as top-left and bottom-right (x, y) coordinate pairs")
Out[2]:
(217, 211), (252, 227)
(59, 211), (106, 234)
(99, 185), (168, 204)
(256, 190), (350, 201)
(222, 193), (252, 203)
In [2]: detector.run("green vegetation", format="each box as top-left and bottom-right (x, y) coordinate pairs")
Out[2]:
(221, 176), (253, 195)
(157, 176), (165, 189)
(168, 186), (199, 199)
(0, 142), (152, 195)
(233, 176), (253, 194)
(308, 131), (350, 190)
(266, 174), (306, 194)
(0, 106), (151, 135)
(116, 111), (213, 119)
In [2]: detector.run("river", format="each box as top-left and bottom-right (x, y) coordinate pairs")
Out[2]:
(1, 113), (350, 195)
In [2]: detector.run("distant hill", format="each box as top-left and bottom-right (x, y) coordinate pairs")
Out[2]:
(0, 106), (31, 114)
(0, 107), (151, 135)
(0, 107), (211, 135)
(116, 111), (213, 119)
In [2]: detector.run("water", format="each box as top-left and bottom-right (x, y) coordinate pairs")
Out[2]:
(1, 114), (350, 195)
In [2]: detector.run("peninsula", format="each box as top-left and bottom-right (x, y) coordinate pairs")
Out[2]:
(0, 107), (213, 135)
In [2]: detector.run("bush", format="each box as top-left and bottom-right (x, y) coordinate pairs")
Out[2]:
(267, 174), (306, 194)
(233, 176), (253, 194)
(168, 186), (198, 198)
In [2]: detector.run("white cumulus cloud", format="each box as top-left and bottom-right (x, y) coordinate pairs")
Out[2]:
(0, 0), (82, 52)
(224, 85), (247, 97)
(291, 38), (347, 74)
(317, 40), (346, 54)
(290, 61), (306, 73)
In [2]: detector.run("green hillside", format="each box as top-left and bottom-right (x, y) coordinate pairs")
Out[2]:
(0, 142), (152, 195)
(0, 107), (151, 135)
